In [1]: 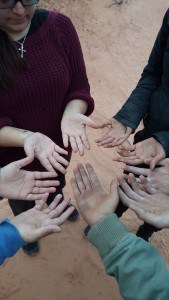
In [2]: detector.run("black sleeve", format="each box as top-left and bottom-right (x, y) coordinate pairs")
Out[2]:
(114, 9), (169, 131)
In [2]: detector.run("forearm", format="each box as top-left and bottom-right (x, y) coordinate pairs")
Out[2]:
(88, 214), (169, 299)
(114, 10), (169, 131)
(0, 219), (25, 265)
(0, 126), (33, 147)
(62, 99), (88, 116)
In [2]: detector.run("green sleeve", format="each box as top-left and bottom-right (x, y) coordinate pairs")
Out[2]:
(88, 214), (169, 300)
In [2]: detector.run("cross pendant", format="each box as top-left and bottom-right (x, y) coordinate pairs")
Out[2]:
(19, 44), (26, 58)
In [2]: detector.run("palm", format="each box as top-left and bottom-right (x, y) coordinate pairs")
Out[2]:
(78, 186), (118, 226)
(11, 195), (75, 242)
(96, 118), (132, 147)
(1, 167), (35, 200)
(62, 113), (86, 137)
(0, 156), (61, 200)
(71, 163), (119, 227)
(61, 114), (91, 155)
(24, 132), (68, 173)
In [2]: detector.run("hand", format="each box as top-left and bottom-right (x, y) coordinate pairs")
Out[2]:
(0, 156), (60, 200)
(11, 193), (75, 243)
(61, 113), (110, 156)
(124, 158), (169, 195)
(118, 175), (169, 229)
(71, 163), (119, 226)
(95, 118), (132, 147)
(24, 132), (69, 173)
(114, 137), (166, 170)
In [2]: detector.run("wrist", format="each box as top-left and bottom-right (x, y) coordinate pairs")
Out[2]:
(63, 100), (88, 116)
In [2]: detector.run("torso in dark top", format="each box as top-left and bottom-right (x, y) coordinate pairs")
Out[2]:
(0, 10), (94, 180)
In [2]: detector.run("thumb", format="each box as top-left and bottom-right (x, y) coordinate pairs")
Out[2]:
(118, 140), (135, 151)
(110, 178), (119, 208)
(15, 155), (34, 169)
(84, 116), (110, 129)
(148, 154), (164, 170)
(29, 225), (61, 241)
(24, 144), (34, 157)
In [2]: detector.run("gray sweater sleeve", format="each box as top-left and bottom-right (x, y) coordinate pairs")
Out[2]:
(88, 214), (169, 300)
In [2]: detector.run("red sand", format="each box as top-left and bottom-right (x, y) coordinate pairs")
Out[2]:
(0, 1), (169, 299)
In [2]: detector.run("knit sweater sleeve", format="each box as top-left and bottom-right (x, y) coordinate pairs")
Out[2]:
(0, 219), (25, 265)
(113, 9), (169, 131)
(88, 214), (169, 300)
(54, 13), (94, 116)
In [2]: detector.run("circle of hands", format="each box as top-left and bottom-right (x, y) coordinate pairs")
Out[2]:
(2, 114), (169, 242)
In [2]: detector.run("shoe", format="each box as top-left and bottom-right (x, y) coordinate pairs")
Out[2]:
(83, 225), (91, 237)
(22, 241), (39, 256)
(136, 225), (155, 242)
(67, 204), (80, 221)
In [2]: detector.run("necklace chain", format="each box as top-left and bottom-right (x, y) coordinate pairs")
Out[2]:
(16, 34), (27, 59)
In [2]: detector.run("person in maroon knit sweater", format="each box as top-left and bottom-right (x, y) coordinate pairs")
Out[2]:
(0, 0), (108, 255)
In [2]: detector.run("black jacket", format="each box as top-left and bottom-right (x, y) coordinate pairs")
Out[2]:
(114, 9), (169, 156)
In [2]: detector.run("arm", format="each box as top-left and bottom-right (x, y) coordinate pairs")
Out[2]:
(0, 194), (74, 265)
(114, 9), (169, 131)
(0, 219), (25, 265)
(153, 131), (169, 157)
(88, 214), (169, 300)
(71, 163), (169, 300)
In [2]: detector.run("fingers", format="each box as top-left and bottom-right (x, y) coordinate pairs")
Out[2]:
(62, 133), (69, 148)
(118, 186), (135, 207)
(54, 145), (68, 156)
(113, 156), (143, 165)
(81, 134), (90, 150)
(118, 176), (145, 201)
(34, 193), (49, 210)
(85, 163), (101, 187)
(74, 136), (85, 156)
(110, 178), (119, 208)
(51, 205), (75, 226)
(149, 154), (164, 170)
(35, 179), (60, 188)
(38, 157), (56, 172)
(53, 152), (69, 167)
(48, 198), (73, 219)
(71, 178), (81, 199)
(73, 164), (90, 193)
(128, 173), (149, 197)
(85, 117), (111, 129)
(34, 171), (58, 179)
(32, 186), (57, 195)
(48, 156), (67, 174)
(118, 141), (135, 151)
(123, 165), (149, 176)
(139, 175), (157, 194)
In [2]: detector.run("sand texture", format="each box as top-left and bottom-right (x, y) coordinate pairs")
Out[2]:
(0, 1), (169, 299)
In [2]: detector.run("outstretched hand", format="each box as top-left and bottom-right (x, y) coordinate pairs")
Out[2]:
(96, 118), (132, 147)
(71, 163), (119, 226)
(61, 113), (110, 156)
(24, 132), (69, 173)
(11, 193), (75, 243)
(118, 174), (169, 228)
(114, 137), (165, 170)
(0, 156), (60, 200)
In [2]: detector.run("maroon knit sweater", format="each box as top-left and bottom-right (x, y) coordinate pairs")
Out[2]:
(0, 11), (94, 180)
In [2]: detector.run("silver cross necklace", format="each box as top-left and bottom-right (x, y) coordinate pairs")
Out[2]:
(16, 34), (27, 58)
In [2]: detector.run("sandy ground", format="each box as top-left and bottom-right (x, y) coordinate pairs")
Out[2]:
(0, 1), (169, 299)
